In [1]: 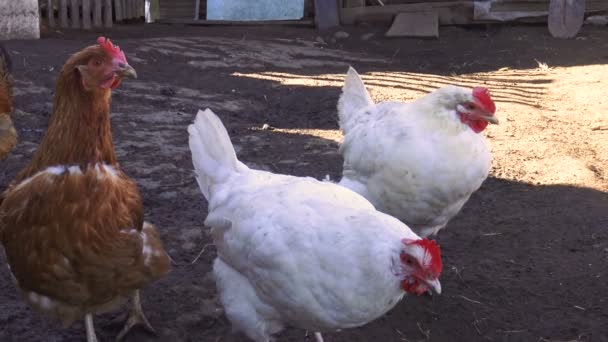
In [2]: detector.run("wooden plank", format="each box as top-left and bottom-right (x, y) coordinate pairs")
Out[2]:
(70, 0), (80, 28)
(104, 0), (112, 27)
(114, 0), (123, 21)
(94, 0), (102, 26)
(82, 0), (91, 29)
(124, 0), (130, 19)
(340, 1), (469, 25)
(48, 0), (56, 27)
(121, 0), (127, 18)
(156, 19), (315, 26)
(385, 11), (439, 37)
(60, 0), (69, 27)
(314, 0), (340, 29)
(125, 0), (132, 19)
(132, 0), (138, 18)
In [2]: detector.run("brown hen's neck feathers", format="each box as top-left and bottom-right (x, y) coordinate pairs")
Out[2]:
(17, 48), (117, 182)
(0, 66), (11, 115)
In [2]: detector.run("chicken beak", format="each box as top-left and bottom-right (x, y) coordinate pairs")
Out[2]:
(116, 63), (137, 79)
(424, 278), (442, 295)
(481, 115), (499, 125)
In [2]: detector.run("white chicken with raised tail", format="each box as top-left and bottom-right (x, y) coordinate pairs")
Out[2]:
(188, 109), (443, 342)
(337, 67), (499, 238)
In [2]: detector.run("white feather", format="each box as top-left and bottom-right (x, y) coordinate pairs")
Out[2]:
(337, 66), (374, 135)
(188, 109), (427, 341)
(337, 80), (492, 237)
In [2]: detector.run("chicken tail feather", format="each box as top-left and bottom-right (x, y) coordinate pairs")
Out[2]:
(188, 108), (243, 200)
(337, 66), (374, 134)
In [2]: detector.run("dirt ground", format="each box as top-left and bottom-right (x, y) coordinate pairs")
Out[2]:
(0, 22), (607, 342)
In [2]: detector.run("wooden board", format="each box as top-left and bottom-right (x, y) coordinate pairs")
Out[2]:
(70, 0), (80, 28)
(104, 0), (113, 27)
(82, 0), (91, 29)
(314, 0), (340, 29)
(548, 0), (585, 38)
(385, 11), (439, 38)
(59, 0), (67, 27)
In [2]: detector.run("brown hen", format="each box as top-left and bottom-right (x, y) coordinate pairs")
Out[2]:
(0, 44), (17, 160)
(0, 37), (171, 342)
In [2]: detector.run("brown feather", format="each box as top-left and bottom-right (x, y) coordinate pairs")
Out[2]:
(0, 42), (170, 326)
(0, 50), (16, 160)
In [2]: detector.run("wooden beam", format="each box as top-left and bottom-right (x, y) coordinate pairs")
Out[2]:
(82, 0), (91, 29)
(60, 0), (69, 27)
(70, 0), (80, 28)
(47, 0), (56, 27)
(104, 0), (112, 27)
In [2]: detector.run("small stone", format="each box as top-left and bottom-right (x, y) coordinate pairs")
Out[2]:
(261, 123), (271, 130)
(315, 36), (327, 45)
(361, 33), (375, 41)
(334, 31), (350, 39)
(585, 15), (608, 26)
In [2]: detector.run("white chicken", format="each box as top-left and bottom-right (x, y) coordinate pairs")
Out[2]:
(188, 109), (443, 342)
(337, 67), (498, 237)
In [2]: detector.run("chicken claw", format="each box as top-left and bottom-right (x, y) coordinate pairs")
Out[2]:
(116, 291), (156, 341)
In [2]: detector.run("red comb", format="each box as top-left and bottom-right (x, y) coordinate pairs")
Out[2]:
(403, 239), (443, 276)
(97, 37), (127, 63)
(473, 87), (496, 114)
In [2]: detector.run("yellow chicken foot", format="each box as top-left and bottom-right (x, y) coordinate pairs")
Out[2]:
(85, 314), (99, 342)
(116, 290), (156, 341)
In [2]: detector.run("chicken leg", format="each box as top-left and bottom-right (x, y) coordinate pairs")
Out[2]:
(116, 290), (156, 341)
(85, 314), (99, 342)
(314, 332), (324, 342)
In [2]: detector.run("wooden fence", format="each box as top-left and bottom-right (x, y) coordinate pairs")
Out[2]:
(43, 0), (145, 29)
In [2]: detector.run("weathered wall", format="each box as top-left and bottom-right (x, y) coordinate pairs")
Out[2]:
(0, 0), (40, 40)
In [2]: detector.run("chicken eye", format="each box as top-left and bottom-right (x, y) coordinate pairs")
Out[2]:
(93, 59), (103, 66)
(465, 103), (476, 111)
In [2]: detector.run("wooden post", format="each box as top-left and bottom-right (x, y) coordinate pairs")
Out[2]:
(194, 0), (200, 20)
(60, 0), (69, 27)
(104, 0), (113, 27)
(82, 0), (91, 29)
(114, 0), (123, 21)
(70, 0), (80, 28)
(94, 0), (102, 26)
(47, 0), (56, 27)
